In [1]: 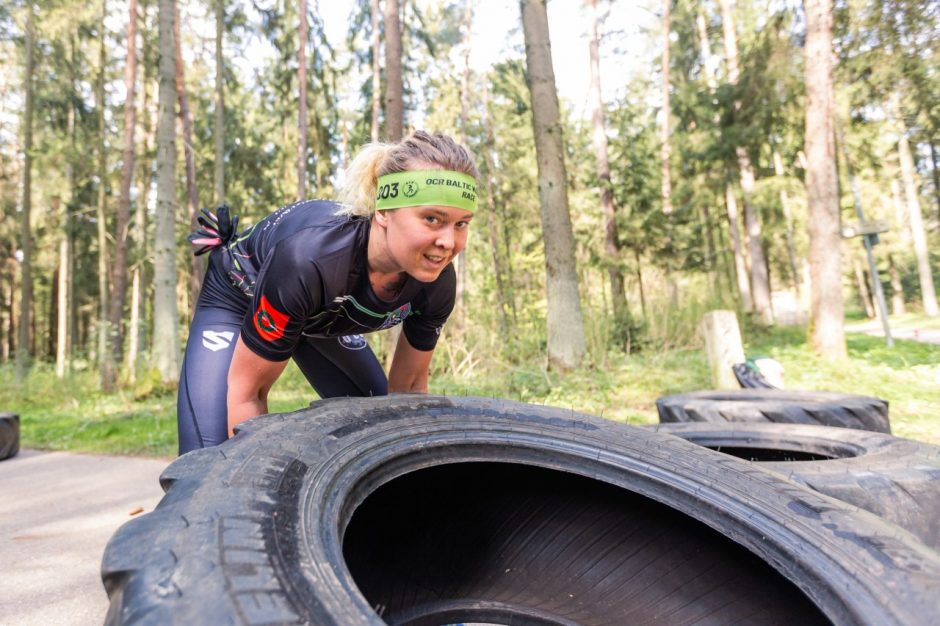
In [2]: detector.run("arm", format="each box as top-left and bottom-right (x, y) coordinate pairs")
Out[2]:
(226, 335), (290, 436)
(387, 331), (434, 393)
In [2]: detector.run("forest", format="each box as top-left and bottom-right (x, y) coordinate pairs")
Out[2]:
(0, 0), (938, 454)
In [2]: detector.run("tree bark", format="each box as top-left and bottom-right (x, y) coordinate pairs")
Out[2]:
(174, 2), (203, 318)
(930, 141), (940, 225)
(888, 254), (905, 315)
(56, 35), (79, 379)
(370, 0), (381, 142)
(214, 0), (225, 204)
(128, 7), (156, 381)
(520, 0), (586, 370)
(772, 150), (802, 302)
(725, 183), (752, 310)
(384, 0), (403, 140)
(660, 0), (672, 215)
(15, 2), (36, 381)
(718, 0), (772, 324)
(96, 1), (117, 391)
(894, 101), (939, 316)
(587, 0), (626, 320)
(804, 0), (846, 359)
(154, 0), (181, 384)
(852, 254), (875, 318)
(481, 82), (512, 335)
(55, 194), (70, 378)
(298, 0), (308, 199)
(453, 0), (474, 327)
(109, 0), (139, 370)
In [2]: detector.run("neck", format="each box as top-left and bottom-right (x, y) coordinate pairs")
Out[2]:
(367, 217), (405, 300)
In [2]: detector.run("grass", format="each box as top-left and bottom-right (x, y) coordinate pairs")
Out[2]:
(2, 315), (938, 458)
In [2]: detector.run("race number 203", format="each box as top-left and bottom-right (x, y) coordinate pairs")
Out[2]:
(378, 182), (399, 199)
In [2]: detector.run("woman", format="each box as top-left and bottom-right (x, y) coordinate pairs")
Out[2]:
(177, 130), (479, 455)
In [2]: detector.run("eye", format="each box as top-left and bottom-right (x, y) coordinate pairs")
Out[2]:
(424, 215), (440, 226)
(455, 220), (470, 230)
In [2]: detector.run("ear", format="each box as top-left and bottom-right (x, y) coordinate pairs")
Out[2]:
(374, 210), (389, 226)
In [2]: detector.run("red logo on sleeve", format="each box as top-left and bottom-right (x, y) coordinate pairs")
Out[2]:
(253, 295), (290, 342)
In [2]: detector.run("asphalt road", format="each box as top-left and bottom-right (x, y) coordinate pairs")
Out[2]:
(0, 449), (169, 626)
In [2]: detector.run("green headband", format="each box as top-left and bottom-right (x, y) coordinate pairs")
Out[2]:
(375, 170), (478, 212)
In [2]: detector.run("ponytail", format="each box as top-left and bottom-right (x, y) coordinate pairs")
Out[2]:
(335, 143), (393, 218)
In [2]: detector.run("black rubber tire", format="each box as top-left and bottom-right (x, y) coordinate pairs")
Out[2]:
(656, 389), (891, 433)
(0, 412), (19, 461)
(100, 396), (940, 625)
(645, 422), (940, 549)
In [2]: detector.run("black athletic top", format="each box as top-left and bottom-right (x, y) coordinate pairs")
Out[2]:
(203, 200), (456, 361)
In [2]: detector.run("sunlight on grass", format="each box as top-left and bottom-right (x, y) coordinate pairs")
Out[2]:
(2, 317), (938, 457)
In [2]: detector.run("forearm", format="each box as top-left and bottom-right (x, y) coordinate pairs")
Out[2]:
(226, 393), (269, 437)
(387, 332), (433, 393)
(388, 373), (428, 393)
(226, 336), (288, 437)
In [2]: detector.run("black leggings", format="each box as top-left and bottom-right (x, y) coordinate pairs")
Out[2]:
(176, 304), (387, 455)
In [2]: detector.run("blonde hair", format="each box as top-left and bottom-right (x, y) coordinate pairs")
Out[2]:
(336, 130), (480, 218)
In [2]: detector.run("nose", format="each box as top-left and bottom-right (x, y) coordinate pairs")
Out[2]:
(435, 227), (456, 250)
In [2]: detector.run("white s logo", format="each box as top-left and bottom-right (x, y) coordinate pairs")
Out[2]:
(202, 330), (235, 352)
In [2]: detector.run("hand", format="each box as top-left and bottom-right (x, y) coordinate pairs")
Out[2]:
(188, 204), (240, 256)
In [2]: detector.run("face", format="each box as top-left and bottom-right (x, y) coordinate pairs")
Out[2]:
(375, 205), (474, 282)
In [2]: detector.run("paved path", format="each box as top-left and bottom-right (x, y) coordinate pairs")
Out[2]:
(845, 320), (940, 345)
(0, 450), (169, 626)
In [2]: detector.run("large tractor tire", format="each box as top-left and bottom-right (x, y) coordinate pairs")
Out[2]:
(646, 422), (940, 549)
(0, 412), (19, 461)
(657, 389), (891, 433)
(102, 396), (939, 625)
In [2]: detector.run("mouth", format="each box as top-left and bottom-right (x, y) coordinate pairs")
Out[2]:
(422, 253), (448, 267)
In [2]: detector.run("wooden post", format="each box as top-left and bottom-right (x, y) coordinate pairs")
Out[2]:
(700, 310), (745, 390)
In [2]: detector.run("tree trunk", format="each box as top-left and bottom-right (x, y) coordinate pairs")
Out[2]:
(174, 2), (203, 318)
(108, 0), (139, 370)
(718, 0), (772, 324)
(56, 36), (79, 379)
(453, 0), (474, 329)
(635, 248), (647, 317)
(587, 0), (626, 320)
(128, 9), (156, 381)
(931, 141), (940, 225)
(214, 0), (225, 204)
(660, 0), (672, 215)
(96, 2), (117, 391)
(481, 83), (511, 336)
(384, 0), (403, 140)
(2, 262), (13, 362)
(773, 150), (802, 302)
(15, 3), (36, 381)
(55, 194), (70, 378)
(852, 254), (875, 318)
(370, 0), (381, 142)
(520, 0), (586, 371)
(725, 183), (752, 311)
(154, 0), (181, 384)
(804, 0), (846, 359)
(894, 103), (939, 316)
(298, 0), (308, 199)
(888, 254), (906, 315)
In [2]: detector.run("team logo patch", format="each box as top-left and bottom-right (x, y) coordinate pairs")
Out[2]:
(403, 180), (419, 197)
(254, 295), (290, 342)
(202, 330), (235, 352)
(338, 334), (368, 350)
(378, 303), (413, 330)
